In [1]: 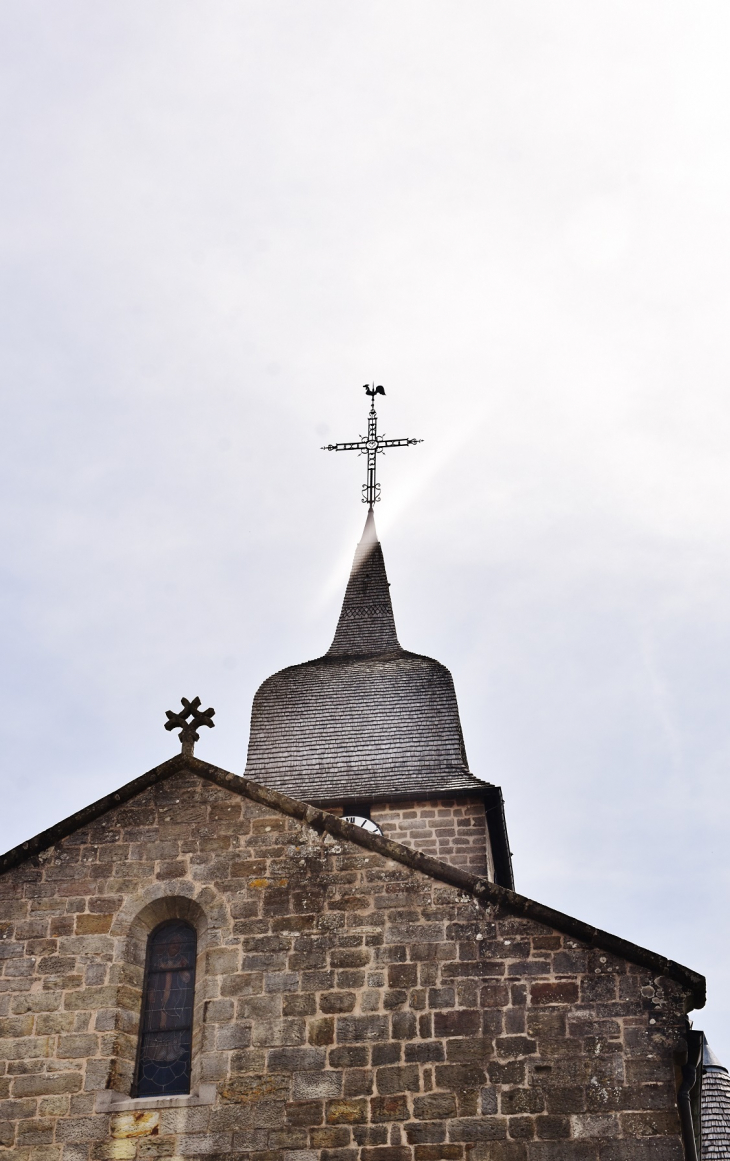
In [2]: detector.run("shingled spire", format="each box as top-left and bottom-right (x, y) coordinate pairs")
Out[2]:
(328, 508), (400, 656)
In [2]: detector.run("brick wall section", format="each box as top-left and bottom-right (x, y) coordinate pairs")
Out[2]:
(0, 769), (691, 1160)
(369, 798), (493, 879)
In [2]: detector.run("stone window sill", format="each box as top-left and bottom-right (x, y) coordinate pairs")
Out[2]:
(94, 1085), (216, 1112)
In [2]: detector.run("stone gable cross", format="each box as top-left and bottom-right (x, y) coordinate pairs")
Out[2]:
(165, 696), (215, 758)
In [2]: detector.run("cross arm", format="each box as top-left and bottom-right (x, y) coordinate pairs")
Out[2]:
(321, 441), (366, 452)
(378, 437), (423, 448)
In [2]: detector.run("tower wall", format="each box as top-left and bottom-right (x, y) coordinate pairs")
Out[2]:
(369, 798), (493, 879)
(326, 797), (494, 879)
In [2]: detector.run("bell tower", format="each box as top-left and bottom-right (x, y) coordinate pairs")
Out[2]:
(244, 388), (513, 886)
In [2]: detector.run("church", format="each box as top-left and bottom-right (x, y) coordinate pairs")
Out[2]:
(0, 391), (726, 1160)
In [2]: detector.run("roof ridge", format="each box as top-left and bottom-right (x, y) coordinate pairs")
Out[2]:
(327, 508), (400, 656)
(0, 753), (705, 1007)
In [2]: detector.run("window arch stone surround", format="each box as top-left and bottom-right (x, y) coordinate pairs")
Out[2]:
(100, 882), (230, 1099)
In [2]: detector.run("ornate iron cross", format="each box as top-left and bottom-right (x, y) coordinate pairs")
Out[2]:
(165, 696), (215, 758)
(322, 385), (422, 506)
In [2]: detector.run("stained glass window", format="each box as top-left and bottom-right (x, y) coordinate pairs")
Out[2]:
(135, 920), (196, 1097)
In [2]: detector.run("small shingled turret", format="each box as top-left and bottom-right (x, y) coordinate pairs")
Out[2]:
(702, 1041), (730, 1158)
(244, 508), (514, 887)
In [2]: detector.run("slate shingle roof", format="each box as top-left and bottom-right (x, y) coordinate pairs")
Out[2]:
(328, 507), (400, 656)
(244, 649), (478, 803)
(244, 509), (489, 807)
(702, 1042), (730, 1159)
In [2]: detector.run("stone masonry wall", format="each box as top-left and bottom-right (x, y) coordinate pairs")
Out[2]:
(0, 767), (692, 1161)
(369, 799), (492, 879)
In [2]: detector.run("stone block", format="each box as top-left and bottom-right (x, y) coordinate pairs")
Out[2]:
(435, 1064), (487, 1090)
(544, 1086), (585, 1114)
(376, 1065), (421, 1094)
(434, 1010), (480, 1038)
(0, 1035), (53, 1060)
(495, 1037), (536, 1058)
(216, 1022), (253, 1049)
(534, 1115), (571, 1139)
(499, 1089), (544, 1116)
(619, 1110), (681, 1137)
(599, 1142), (684, 1160)
(405, 1121), (447, 1144)
(360, 1148), (411, 1161)
(428, 988), (455, 1009)
(391, 1012), (417, 1040)
(292, 1071), (343, 1100)
(329, 1046), (368, 1069)
(252, 1018), (305, 1047)
(309, 1017), (335, 1046)
(57, 1035), (100, 1059)
(344, 1068), (374, 1097)
(414, 1094), (457, 1120)
(320, 992), (357, 1014)
(284, 993), (317, 1017)
(369, 1095), (409, 1122)
(331, 949), (371, 969)
(310, 1126), (351, 1147)
(405, 1043), (444, 1064)
(337, 1015), (389, 1042)
(480, 1087), (498, 1115)
(75, 914), (113, 935)
(388, 964), (418, 989)
(265, 1043), (325, 1070)
(372, 1043), (402, 1066)
(448, 1117), (507, 1142)
(413, 1147), (463, 1161)
(530, 982), (579, 1006)
(284, 1095), (324, 1123)
(326, 1098), (369, 1124)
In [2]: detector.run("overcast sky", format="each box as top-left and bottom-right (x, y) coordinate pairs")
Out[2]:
(2, 1), (730, 1055)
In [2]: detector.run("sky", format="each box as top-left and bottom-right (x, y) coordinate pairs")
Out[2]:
(1, 1), (730, 1054)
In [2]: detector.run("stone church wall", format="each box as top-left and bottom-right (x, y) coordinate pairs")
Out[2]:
(0, 768), (693, 1160)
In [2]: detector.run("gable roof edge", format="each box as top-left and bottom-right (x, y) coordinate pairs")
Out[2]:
(0, 754), (704, 1009)
(206, 763), (704, 1009)
(0, 753), (189, 876)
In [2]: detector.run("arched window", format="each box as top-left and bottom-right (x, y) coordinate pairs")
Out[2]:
(135, 920), (197, 1097)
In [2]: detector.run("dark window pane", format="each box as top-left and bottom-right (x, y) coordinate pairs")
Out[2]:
(148, 924), (196, 971)
(143, 970), (195, 1031)
(136, 921), (196, 1096)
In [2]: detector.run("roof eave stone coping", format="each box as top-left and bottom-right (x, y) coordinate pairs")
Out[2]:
(0, 752), (705, 1010)
(306, 781), (497, 807)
